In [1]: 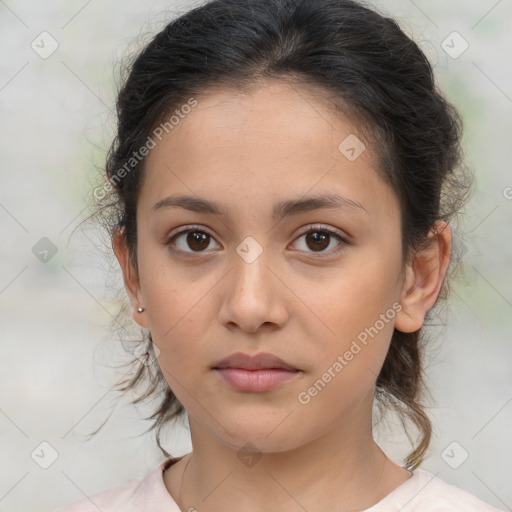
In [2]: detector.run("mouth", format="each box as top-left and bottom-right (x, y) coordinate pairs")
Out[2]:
(212, 352), (301, 392)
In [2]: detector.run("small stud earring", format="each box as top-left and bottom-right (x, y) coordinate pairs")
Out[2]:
(137, 307), (145, 313)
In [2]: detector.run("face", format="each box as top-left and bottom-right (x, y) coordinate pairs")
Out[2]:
(116, 80), (420, 453)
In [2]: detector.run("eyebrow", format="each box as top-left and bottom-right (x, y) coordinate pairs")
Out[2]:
(151, 193), (368, 221)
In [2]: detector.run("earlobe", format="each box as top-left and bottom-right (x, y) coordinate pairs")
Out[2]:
(394, 221), (452, 333)
(112, 228), (149, 329)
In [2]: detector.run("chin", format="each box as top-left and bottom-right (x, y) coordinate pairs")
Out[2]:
(210, 415), (307, 454)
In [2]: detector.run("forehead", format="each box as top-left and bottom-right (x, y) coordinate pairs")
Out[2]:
(165, 80), (359, 154)
(138, 79), (397, 221)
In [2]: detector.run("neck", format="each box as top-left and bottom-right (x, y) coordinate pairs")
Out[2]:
(168, 411), (412, 512)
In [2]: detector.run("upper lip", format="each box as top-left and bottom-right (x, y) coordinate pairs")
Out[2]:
(212, 352), (299, 371)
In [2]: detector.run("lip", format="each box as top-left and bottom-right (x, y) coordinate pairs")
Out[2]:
(212, 352), (299, 371)
(212, 352), (301, 393)
(214, 367), (300, 392)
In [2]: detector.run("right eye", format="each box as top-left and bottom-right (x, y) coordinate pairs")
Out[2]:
(166, 225), (222, 254)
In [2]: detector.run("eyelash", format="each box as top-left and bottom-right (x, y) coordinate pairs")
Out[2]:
(166, 223), (350, 257)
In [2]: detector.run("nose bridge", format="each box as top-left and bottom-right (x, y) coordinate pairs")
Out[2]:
(218, 235), (287, 331)
(231, 237), (272, 300)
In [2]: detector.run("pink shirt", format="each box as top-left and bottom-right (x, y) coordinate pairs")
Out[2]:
(55, 456), (504, 511)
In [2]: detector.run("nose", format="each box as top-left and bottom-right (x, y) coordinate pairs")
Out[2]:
(218, 247), (289, 333)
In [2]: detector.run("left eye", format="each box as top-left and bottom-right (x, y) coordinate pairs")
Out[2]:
(292, 225), (347, 255)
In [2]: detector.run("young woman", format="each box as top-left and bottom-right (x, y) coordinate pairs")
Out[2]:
(57, 0), (503, 510)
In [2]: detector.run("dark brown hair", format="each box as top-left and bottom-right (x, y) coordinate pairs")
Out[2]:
(90, 0), (471, 469)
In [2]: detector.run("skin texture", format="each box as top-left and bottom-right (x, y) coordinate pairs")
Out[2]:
(113, 80), (452, 512)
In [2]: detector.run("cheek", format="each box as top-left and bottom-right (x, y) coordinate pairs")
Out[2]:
(138, 240), (207, 327)
(297, 252), (400, 336)
(295, 298), (397, 425)
(137, 259), (222, 396)
(147, 297), (212, 404)
(295, 250), (401, 382)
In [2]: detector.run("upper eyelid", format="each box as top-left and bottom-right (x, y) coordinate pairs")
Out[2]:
(167, 224), (216, 241)
(296, 223), (347, 239)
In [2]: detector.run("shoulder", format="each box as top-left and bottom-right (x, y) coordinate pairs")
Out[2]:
(54, 457), (183, 512)
(54, 474), (146, 512)
(379, 469), (505, 512)
(54, 479), (142, 512)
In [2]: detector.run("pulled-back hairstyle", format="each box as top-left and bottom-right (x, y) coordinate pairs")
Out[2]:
(91, 0), (470, 469)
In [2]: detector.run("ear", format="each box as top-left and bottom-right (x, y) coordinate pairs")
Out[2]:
(112, 227), (150, 329)
(394, 220), (452, 333)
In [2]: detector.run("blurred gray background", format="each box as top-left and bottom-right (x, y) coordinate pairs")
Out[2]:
(0, 1), (511, 511)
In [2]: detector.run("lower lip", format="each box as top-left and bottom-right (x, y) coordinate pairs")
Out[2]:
(214, 368), (300, 392)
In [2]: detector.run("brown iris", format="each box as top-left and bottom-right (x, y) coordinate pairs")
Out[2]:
(187, 231), (210, 251)
(306, 231), (330, 252)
